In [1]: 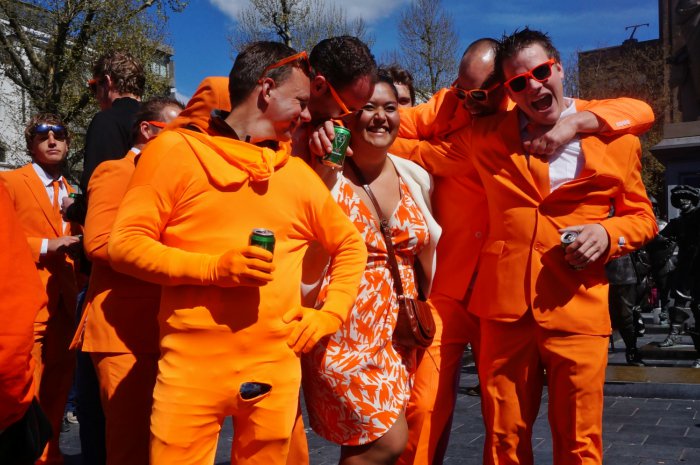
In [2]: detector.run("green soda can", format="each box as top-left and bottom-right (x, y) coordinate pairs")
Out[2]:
(249, 228), (275, 254)
(322, 125), (351, 168)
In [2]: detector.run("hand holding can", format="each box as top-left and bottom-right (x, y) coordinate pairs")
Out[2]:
(322, 125), (351, 169)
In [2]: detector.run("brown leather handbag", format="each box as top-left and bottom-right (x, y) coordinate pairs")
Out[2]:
(347, 159), (435, 349)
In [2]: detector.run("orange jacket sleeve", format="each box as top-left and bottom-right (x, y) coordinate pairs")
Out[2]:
(579, 97), (655, 136)
(599, 136), (658, 261)
(84, 155), (135, 264)
(0, 183), (46, 430)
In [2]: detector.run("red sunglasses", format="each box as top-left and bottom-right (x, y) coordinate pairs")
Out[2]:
(503, 58), (557, 93)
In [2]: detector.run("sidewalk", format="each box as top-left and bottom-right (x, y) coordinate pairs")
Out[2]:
(60, 316), (700, 464)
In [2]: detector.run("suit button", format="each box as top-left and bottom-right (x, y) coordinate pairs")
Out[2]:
(475, 231), (482, 239)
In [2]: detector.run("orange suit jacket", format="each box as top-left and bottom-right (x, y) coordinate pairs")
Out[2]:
(81, 150), (160, 354)
(466, 101), (657, 336)
(390, 95), (654, 303)
(0, 183), (47, 430)
(0, 164), (81, 326)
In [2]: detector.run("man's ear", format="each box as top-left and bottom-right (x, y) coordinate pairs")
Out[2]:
(311, 75), (327, 95)
(260, 77), (275, 101)
(103, 74), (113, 90)
(139, 121), (152, 142)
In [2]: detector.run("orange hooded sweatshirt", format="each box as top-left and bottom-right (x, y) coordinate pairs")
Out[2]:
(107, 124), (367, 360)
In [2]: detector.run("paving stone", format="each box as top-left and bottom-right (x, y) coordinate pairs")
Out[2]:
(603, 431), (649, 445)
(604, 443), (685, 459)
(644, 433), (697, 448)
(619, 423), (690, 436)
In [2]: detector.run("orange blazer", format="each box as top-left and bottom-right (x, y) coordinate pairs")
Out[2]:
(0, 183), (47, 430)
(0, 164), (81, 326)
(390, 97), (655, 303)
(466, 101), (657, 336)
(80, 150), (160, 354)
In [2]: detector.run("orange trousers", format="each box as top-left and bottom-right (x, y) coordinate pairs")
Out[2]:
(398, 292), (480, 465)
(479, 312), (608, 465)
(91, 352), (158, 465)
(149, 331), (300, 465)
(33, 304), (75, 465)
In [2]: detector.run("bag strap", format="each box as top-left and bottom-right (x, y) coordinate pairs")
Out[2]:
(346, 158), (406, 299)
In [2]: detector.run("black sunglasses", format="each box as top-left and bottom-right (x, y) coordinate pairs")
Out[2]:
(33, 124), (68, 141)
(503, 58), (557, 93)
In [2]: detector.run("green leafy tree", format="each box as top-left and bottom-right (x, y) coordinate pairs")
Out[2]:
(0, 0), (188, 175)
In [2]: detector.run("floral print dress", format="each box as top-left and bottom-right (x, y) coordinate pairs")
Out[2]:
(302, 174), (430, 445)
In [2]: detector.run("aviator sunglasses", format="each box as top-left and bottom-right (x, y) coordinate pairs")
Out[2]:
(451, 81), (499, 102)
(503, 58), (557, 93)
(33, 124), (68, 141)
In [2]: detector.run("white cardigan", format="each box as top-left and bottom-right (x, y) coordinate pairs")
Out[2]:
(301, 154), (441, 305)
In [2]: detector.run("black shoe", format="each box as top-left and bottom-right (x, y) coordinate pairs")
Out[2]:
(625, 348), (646, 367)
(465, 384), (481, 396)
(657, 335), (678, 347)
(692, 359), (700, 369)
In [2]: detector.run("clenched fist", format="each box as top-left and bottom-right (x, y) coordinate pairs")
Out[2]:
(212, 246), (274, 287)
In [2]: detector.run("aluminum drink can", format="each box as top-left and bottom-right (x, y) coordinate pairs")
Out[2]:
(249, 229), (275, 253)
(560, 231), (578, 249)
(322, 125), (351, 168)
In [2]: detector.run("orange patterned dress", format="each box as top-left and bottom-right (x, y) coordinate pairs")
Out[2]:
(302, 174), (430, 445)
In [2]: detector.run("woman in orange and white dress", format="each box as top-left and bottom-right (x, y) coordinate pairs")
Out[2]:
(302, 73), (441, 465)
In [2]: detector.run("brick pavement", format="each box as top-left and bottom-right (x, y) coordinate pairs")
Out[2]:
(60, 365), (700, 465)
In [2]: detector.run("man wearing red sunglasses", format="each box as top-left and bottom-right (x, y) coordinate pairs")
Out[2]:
(389, 36), (656, 465)
(0, 113), (83, 465)
(465, 28), (657, 465)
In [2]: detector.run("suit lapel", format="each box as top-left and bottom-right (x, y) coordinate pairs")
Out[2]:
(21, 165), (61, 236)
(501, 111), (546, 201)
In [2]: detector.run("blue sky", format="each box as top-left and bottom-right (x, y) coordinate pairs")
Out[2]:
(166, 0), (659, 101)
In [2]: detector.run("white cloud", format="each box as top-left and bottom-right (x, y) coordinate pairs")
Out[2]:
(208, 0), (409, 23)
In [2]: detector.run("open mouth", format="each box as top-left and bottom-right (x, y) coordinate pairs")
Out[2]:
(367, 126), (389, 134)
(532, 94), (552, 112)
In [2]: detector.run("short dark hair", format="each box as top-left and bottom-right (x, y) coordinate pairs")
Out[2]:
(495, 28), (560, 82)
(132, 96), (184, 143)
(310, 36), (377, 90)
(376, 68), (399, 99)
(383, 64), (415, 105)
(92, 51), (146, 97)
(228, 41), (310, 108)
(24, 113), (70, 155)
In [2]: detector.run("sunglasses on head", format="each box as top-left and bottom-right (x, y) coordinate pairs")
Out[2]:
(33, 124), (67, 141)
(451, 81), (499, 102)
(258, 51), (310, 83)
(146, 120), (167, 128)
(87, 77), (101, 94)
(503, 58), (557, 93)
(325, 80), (354, 118)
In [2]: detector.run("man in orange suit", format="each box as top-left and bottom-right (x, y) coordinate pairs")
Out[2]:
(0, 114), (82, 465)
(463, 28), (657, 465)
(0, 182), (48, 462)
(73, 97), (183, 465)
(107, 41), (366, 465)
(385, 38), (655, 465)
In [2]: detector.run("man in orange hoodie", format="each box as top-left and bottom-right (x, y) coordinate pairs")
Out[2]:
(0, 114), (82, 465)
(73, 97), (183, 465)
(107, 41), (366, 465)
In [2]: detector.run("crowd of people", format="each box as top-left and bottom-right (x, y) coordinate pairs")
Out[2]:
(1, 28), (663, 465)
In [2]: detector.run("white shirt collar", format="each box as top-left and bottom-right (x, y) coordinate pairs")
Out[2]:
(31, 162), (63, 187)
